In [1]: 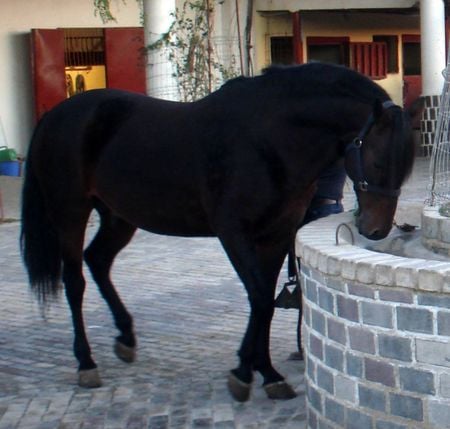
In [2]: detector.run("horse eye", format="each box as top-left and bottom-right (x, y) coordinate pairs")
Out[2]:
(374, 162), (383, 170)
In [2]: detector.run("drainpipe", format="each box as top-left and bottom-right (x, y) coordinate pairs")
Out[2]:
(143, 0), (179, 101)
(420, 0), (446, 155)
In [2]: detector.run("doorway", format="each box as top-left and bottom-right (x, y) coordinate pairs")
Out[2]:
(31, 27), (146, 121)
(402, 34), (422, 110)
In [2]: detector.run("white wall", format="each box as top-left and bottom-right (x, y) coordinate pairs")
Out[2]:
(0, 0), (141, 155)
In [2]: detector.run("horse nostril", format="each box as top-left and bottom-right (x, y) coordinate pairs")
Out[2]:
(368, 229), (387, 241)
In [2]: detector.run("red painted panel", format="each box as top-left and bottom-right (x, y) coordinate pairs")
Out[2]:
(31, 29), (66, 121)
(402, 34), (422, 109)
(292, 12), (303, 64)
(104, 27), (146, 94)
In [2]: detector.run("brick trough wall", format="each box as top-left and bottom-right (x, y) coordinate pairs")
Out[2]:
(296, 212), (450, 429)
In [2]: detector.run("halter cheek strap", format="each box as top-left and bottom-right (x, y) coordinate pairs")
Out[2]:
(345, 100), (401, 198)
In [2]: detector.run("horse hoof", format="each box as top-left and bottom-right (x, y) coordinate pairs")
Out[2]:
(264, 381), (297, 400)
(78, 368), (102, 388)
(227, 371), (252, 402)
(114, 340), (136, 363)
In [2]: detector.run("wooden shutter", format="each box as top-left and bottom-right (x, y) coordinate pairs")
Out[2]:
(31, 29), (66, 121)
(350, 42), (387, 79)
(104, 27), (146, 94)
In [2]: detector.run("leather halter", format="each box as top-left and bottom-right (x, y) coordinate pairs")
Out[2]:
(345, 100), (401, 198)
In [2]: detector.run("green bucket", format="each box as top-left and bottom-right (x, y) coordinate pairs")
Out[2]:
(0, 146), (17, 162)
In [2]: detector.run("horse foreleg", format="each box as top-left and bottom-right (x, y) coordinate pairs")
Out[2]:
(219, 232), (296, 401)
(84, 209), (137, 363)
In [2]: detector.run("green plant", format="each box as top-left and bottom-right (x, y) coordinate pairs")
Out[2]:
(93, 0), (143, 23)
(148, 0), (240, 102)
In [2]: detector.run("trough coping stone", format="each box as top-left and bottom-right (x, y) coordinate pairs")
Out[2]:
(297, 212), (450, 293)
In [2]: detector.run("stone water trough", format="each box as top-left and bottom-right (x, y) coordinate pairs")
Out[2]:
(297, 206), (450, 429)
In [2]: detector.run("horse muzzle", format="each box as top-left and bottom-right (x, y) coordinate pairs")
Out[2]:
(355, 210), (393, 241)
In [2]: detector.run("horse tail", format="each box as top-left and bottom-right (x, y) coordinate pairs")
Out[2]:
(20, 121), (63, 305)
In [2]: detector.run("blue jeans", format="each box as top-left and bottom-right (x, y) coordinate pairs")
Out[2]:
(301, 201), (344, 226)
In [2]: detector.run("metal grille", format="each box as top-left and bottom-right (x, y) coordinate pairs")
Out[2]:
(429, 50), (450, 208)
(64, 28), (105, 67)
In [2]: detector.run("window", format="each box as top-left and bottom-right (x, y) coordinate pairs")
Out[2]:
(373, 35), (398, 73)
(402, 37), (421, 76)
(270, 36), (294, 65)
(349, 42), (387, 79)
(64, 28), (105, 67)
(307, 37), (350, 66)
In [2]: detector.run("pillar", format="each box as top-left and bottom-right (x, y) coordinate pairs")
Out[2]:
(292, 12), (303, 64)
(143, 0), (179, 100)
(420, 0), (446, 156)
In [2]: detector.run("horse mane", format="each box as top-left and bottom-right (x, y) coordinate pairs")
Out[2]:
(221, 62), (390, 106)
(220, 63), (413, 184)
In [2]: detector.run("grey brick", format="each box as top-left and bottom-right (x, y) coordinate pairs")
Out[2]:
(307, 408), (317, 429)
(428, 400), (450, 429)
(375, 420), (407, 429)
(318, 419), (334, 429)
(348, 326), (375, 354)
(324, 344), (343, 371)
(361, 302), (393, 328)
(337, 295), (359, 322)
(305, 279), (318, 303)
(379, 289), (413, 304)
(389, 393), (423, 421)
(378, 334), (412, 362)
(326, 277), (345, 292)
(346, 409), (372, 429)
(438, 311), (450, 336)
(399, 367), (435, 395)
(303, 304), (311, 327)
(318, 288), (334, 314)
(418, 293), (450, 308)
(324, 397), (344, 426)
(307, 385), (322, 412)
(335, 375), (356, 403)
(327, 318), (346, 345)
(348, 283), (375, 298)
(365, 358), (395, 387)
(310, 333), (323, 360)
(317, 365), (334, 394)
(311, 268), (324, 284)
(311, 308), (326, 335)
(397, 307), (433, 334)
(301, 266), (311, 278)
(359, 385), (386, 412)
(346, 353), (363, 378)
(306, 356), (316, 382)
(416, 338), (450, 367)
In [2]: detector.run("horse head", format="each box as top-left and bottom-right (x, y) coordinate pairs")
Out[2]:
(345, 98), (424, 240)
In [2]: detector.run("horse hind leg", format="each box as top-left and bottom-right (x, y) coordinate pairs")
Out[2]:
(59, 210), (102, 388)
(84, 204), (137, 363)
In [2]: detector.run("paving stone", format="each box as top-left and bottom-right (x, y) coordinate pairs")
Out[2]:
(0, 222), (307, 429)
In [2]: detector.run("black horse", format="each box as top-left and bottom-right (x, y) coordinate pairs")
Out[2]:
(21, 63), (421, 402)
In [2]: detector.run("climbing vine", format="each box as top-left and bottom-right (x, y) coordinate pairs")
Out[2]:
(148, 0), (239, 102)
(93, 0), (240, 101)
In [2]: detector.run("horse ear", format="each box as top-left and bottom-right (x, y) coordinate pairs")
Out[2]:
(407, 96), (425, 128)
(373, 98), (384, 119)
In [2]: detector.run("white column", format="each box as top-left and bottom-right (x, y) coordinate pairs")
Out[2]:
(143, 0), (179, 100)
(421, 0), (446, 96)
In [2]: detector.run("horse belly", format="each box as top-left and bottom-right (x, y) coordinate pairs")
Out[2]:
(94, 177), (214, 237)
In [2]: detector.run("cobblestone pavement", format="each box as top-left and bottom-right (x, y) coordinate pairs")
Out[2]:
(0, 221), (306, 429)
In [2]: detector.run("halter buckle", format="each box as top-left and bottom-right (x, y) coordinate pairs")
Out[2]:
(353, 137), (363, 148)
(358, 181), (369, 192)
